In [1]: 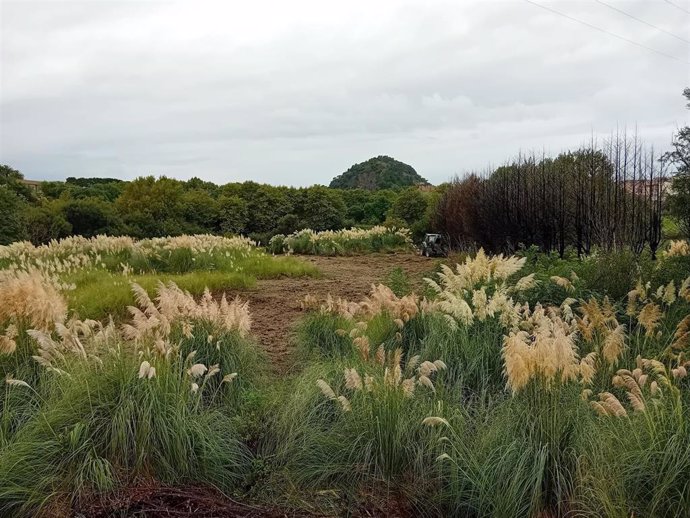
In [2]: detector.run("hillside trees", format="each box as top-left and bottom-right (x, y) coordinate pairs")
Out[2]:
(329, 155), (428, 190)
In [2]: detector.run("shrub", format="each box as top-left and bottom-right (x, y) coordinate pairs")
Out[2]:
(268, 226), (414, 255)
(270, 351), (446, 502)
(0, 281), (262, 515)
(0, 345), (251, 516)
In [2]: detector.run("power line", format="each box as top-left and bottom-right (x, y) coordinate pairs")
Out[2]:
(595, 0), (690, 45)
(522, 0), (690, 64)
(663, 0), (690, 16)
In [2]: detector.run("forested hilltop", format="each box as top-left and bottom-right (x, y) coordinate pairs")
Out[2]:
(329, 155), (429, 190)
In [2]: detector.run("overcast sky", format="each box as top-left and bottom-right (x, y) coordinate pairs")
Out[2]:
(1, 0), (688, 186)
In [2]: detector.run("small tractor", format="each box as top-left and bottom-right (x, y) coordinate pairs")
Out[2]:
(420, 233), (449, 257)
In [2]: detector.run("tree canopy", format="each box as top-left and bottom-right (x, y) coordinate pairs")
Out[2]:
(329, 156), (429, 190)
(663, 88), (690, 236)
(0, 170), (439, 246)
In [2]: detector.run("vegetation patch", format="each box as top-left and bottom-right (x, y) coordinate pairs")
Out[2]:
(0, 234), (318, 320)
(268, 226), (414, 256)
(0, 234), (689, 516)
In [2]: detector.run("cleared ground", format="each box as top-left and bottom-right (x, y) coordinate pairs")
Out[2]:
(234, 253), (435, 372)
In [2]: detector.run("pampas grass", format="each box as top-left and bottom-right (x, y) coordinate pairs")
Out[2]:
(0, 270), (66, 332)
(1, 235), (689, 516)
(268, 226), (414, 256)
(0, 346), (252, 516)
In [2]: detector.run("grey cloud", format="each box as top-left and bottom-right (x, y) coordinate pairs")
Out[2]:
(1, 0), (688, 185)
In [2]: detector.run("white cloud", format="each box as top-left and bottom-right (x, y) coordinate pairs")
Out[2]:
(1, 0), (688, 185)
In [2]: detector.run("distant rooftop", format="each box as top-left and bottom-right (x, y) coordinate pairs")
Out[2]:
(20, 179), (42, 190)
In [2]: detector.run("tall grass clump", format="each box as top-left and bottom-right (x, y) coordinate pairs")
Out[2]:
(0, 347), (251, 516)
(576, 358), (690, 518)
(0, 269), (67, 375)
(283, 247), (690, 515)
(299, 284), (423, 359)
(0, 281), (261, 516)
(270, 345), (447, 509)
(417, 250), (526, 391)
(268, 226), (414, 255)
(422, 302), (597, 517)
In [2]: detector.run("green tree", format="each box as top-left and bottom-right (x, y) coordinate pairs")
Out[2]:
(297, 186), (346, 231)
(338, 189), (369, 224)
(217, 195), (249, 235)
(363, 190), (396, 224)
(236, 182), (293, 234)
(275, 214), (300, 235)
(181, 189), (218, 233)
(63, 197), (122, 237)
(663, 88), (690, 235)
(389, 187), (428, 226)
(185, 177), (220, 196)
(40, 181), (69, 200)
(0, 186), (27, 244)
(116, 176), (186, 237)
(0, 164), (34, 201)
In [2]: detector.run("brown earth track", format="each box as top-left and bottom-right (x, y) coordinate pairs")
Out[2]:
(232, 253), (435, 372)
(80, 484), (314, 518)
(81, 483), (412, 517)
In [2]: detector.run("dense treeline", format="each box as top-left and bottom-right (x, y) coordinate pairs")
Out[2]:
(435, 137), (666, 258)
(0, 166), (437, 246)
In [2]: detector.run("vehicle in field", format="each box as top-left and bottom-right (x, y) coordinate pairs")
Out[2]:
(420, 233), (449, 257)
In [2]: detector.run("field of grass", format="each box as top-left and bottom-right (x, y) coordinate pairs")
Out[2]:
(0, 234), (318, 320)
(0, 235), (689, 516)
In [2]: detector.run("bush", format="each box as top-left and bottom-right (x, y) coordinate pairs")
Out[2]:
(576, 386), (690, 517)
(0, 347), (251, 516)
(578, 249), (650, 301)
(269, 226), (414, 256)
(270, 355), (445, 502)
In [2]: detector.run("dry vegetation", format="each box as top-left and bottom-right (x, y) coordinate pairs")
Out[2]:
(0, 233), (689, 517)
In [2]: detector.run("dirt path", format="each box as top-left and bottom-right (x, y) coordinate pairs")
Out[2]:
(236, 253), (434, 372)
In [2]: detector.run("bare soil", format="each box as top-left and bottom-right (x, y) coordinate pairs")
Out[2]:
(80, 484), (313, 518)
(81, 483), (412, 518)
(237, 253), (434, 372)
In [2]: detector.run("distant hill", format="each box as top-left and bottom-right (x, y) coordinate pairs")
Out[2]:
(329, 156), (429, 190)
